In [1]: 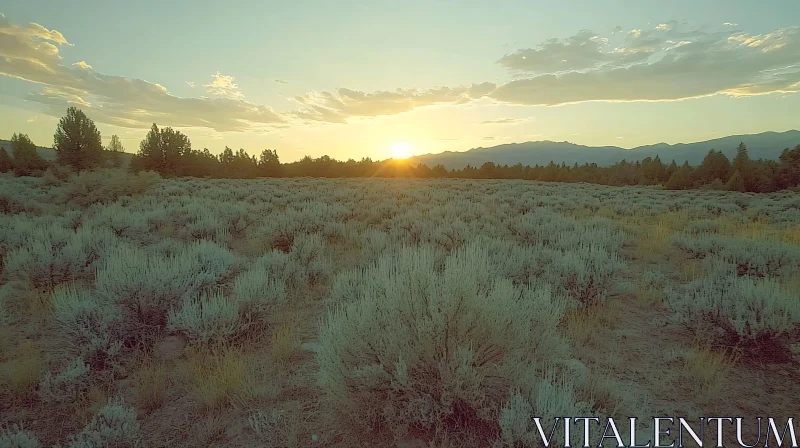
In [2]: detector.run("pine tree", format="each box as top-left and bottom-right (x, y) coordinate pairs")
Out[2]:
(106, 135), (124, 167)
(732, 142), (750, 174)
(697, 149), (732, 185)
(258, 149), (282, 177)
(726, 170), (746, 192)
(11, 133), (48, 176)
(0, 147), (13, 173)
(54, 107), (104, 170)
(136, 124), (191, 175)
(138, 124), (163, 171)
(666, 163), (693, 190)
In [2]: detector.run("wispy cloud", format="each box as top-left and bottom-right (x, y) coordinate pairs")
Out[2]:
(479, 117), (528, 124)
(291, 84), (494, 123)
(275, 79), (288, 84)
(185, 81), (196, 88)
(26, 115), (38, 123)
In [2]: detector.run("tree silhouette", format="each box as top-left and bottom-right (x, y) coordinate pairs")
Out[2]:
(54, 107), (104, 170)
(0, 147), (13, 173)
(106, 135), (125, 167)
(11, 133), (48, 176)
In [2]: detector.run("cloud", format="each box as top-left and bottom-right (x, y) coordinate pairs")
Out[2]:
(291, 84), (494, 123)
(186, 81), (196, 88)
(2, 14), (799, 130)
(0, 15), (286, 132)
(488, 25), (800, 106)
(26, 115), (38, 123)
(498, 30), (651, 73)
(204, 72), (244, 99)
(479, 117), (527, 124)
(275, 79), (288, 84)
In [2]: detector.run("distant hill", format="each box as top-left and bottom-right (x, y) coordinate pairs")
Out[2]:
(0, 140), (134, 166)
(407, 130), (800, 169)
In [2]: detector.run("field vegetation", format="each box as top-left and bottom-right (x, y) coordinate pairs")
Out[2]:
(1, 167), (799, 447)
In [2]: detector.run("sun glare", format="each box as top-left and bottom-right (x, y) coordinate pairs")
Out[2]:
(390, 142), (413, 159)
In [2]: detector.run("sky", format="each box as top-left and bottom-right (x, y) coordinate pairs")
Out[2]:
(1, 0), (799, 162)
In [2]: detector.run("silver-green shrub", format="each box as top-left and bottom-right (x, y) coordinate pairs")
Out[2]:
(232, 268), (286, 320)
(0, 425), (41, 448)
(51, 288), (122, 370)
(95, 242), (238, 343)
(665, 273), (800, 350)
(317, 243), (570, 441)
(167, 291), (243, 343)
(38, 357), (91, 407)
(66, 399), (142, 448)
(544, 244), (626, 306)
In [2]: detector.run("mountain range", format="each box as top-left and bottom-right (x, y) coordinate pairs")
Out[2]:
(406, 130), (800, 170)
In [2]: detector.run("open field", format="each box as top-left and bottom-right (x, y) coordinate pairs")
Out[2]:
(1, 171), (799, 447)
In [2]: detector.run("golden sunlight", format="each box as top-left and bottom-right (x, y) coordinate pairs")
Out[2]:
(390, 142), (413, 159)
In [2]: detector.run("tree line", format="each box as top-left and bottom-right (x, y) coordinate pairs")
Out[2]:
(3, 107), (800, 193)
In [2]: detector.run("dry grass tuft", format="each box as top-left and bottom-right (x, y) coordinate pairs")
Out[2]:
(636, 283), (665, 304)
(26, 288), (52, 318)
(184, 343), (251, 412)
(249, 404), (310, 448)
(75, 383), (109, 425)
(562, 305), (611, 346)
(270, 324), (298, 367)
(679, 259), (704, 282)
(0, 326), (10, 362)
(1, 339), (42, 394)
(680, 345), (738, 402)
(135, 361), (170, 412)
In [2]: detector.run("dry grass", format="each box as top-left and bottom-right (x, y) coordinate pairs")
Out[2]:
(184, 344), (251, 412)
(781, 225), (800, 245)
(680, 345), (738, 402)
(0, 326), (10, 362)
(581, 373), (624, 416)
(270, 324), (298, 367)
(74, 383), (109, 425)
(249, 404), (310, 448)
(679, 259), (704, 282)
(636, 283), (665, 304)
(1, 339), (42, 394)
(631, 214), (688, 262)
(25, 288), (52, 318)
(135, 361), (170, 412)
(562, 305), (611, 346)
(718, 217), (800, 245)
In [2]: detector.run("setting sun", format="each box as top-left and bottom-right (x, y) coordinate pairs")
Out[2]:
(390, 142), (413, 159)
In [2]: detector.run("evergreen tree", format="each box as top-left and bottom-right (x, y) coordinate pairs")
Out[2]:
(666, 163), (693, 190)
(732, 142), (750, 174)
(258, 149), (282, 177)
(726, 170), (745, 192)
(106, 135), (125, 167)
(696, 149), (732, 184)
(778, 145), (800, 189)
(10, 133), (48, 176)
(138, 124), (163, 171)
(0, 147), (13, 173)
(136, 124), (192, 176)
(54, 107), (104, 170)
